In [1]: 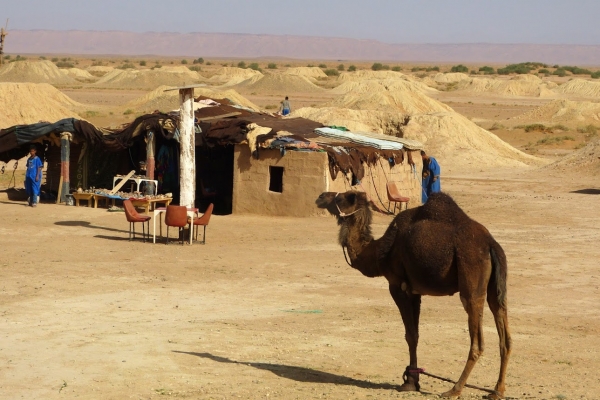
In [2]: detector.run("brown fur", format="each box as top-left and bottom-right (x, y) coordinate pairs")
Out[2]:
(316, 191), (512, 399)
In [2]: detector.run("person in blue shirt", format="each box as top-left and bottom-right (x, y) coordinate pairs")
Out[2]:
(25, 145), (43, 207)
(421, 150), (441, 203)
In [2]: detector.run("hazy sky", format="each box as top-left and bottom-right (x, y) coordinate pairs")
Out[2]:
(3, 0), (600, 45)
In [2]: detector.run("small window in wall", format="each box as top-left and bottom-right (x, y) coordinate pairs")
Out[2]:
(269, 166), (284, 192)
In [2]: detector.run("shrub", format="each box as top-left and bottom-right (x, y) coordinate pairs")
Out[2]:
(392, 66), (402, 72)
(91, 61), (105, 67)
(192, 57), (204, 64)
(372, 63), (384, 71)
(117, 63), (135, 69)
(497, 62), (544, 75)
(538, 68), (549, 74)
(591, 71), (600, 79)
(206, 61), (212, 65)
(561, 65), (591, 75)
(489, 122), (506, 131)
(479, 66), (495, 74)
(337, 64), (345, 71)
(553, 68), (567, 77)
(426, 66), (439, 72)
(139, 60), (146, 66)
(307, 64), (315, 67)
(123, 109), (134, 115)
(39, 56), (46, 60)
(188, 65), (202, 72)
(264, 104), (278, 110)
(347, 65), (356, 71)
(237, 61), (246, 68)
(55, 61), (74, 68)
(450, 64), (469, 73)
(577, 124), (598, 135)
(536, 136), (575, 145)
(248, 63), (261, 72)
(267, 63), (277, 69)
(411, 66), (424, 72)
(4, 55), (10, 60)
(324, 69), (340, 76)
(284, 64), (291, 67)
(318, 63), (327, 68)
(516, 123), (547, 132)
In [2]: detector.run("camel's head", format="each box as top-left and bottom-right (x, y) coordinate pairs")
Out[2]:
(316, 191), (370, 219)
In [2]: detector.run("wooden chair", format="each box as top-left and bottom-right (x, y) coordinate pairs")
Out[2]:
(386, 182), (410, 214)
(188, 203), (214, 244)
(123, 199), (151, 242)
(164, 205), (189, 245)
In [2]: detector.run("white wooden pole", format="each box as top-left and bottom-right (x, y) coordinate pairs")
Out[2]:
(179, 88), (195, 208)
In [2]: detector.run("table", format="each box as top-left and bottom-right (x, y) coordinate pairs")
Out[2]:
(112, 176), (158, 195)
(93, 193), (119, 208)
(130, 197), (173, 215)
(72, 192), (95, 207)
(152, 207), (198, 244)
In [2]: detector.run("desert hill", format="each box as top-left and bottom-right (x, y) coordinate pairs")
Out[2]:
(0, 60), (77, 85)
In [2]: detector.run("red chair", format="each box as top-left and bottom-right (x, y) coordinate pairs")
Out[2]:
(164, 205), (189, 245)
(123, 199), (152, 242)
(386, 182), (410, 214)
(188, 203), (214, 244)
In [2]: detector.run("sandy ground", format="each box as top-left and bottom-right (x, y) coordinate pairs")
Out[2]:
(1, 166), (599, 400)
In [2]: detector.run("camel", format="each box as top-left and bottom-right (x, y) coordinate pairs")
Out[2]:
(316, 190), (512, 399)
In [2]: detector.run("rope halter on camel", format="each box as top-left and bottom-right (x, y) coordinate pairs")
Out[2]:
(335, 192), (362, 218)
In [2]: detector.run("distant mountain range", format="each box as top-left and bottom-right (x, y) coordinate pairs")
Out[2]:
(7, 30), (600, 65)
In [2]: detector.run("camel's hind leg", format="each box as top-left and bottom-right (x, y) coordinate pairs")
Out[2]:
(486, 288), (512, 399)
(389, 284), (421, 391)
(441, 294), (486, 398)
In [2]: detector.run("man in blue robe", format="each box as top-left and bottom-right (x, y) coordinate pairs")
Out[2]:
(421, 150), (441, 203)
(25, 145), (43, 207)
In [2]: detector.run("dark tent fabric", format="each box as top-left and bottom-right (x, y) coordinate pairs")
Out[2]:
(0, 118), (77, 155)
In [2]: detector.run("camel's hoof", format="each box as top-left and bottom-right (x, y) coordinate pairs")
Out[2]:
(397, 382), (418, 392)
(440, 388), (462, 398)
(485, 392), (503, 400)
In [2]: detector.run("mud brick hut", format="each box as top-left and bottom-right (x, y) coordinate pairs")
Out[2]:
(0, 95), (424, 216)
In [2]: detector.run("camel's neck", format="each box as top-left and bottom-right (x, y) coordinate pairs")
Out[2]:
(339, 215), (384, 278)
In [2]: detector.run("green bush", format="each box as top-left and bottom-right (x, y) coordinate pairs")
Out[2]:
(372, 63), (384, 71)
(188, 65), (202, 72)
(488, 122), (506, 131)
(248, 63), (261, 72)
(347, 65), (356, 72)
(117, 63), (135, 69)
(553, 68), (567, 77)
(267, 63), (277, 69)
(237, 61), (246, 68)
(180, 59), (188, 64)
(497, 62), (545, 75)
(192, 57), (204, 64)
(561, 65), (592, 75)
(123, 109), (134, 115)
(318, 63), (327, 68)
(411, 66), (425, 72)
(450, 64), (469, 73)
(55, 61), (74, 68)
(392, 66), (402, 72)
(206, 61), (212, 65)
(39, 56), (46, 60)
(337, 64), (345, 71)
(426, 66), (439, 72)
(479, 66), (495, 74)
(139, 60), (146, 66)
(538, 68), (549, 74)
(4, 55), (10, 60)
(577, 124), (598, 135)
(536, 136), (575, 145)
(591, 71), (600, 79)
(324, 69), (340, 76)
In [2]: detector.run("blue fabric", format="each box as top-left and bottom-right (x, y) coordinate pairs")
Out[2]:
(25, 155), (42, 204)
(26, 156), (42, 179)
(421, 157), (441, 203)
(282, 108), (290, 116)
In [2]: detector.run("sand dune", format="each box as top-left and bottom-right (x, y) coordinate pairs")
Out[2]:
(546, 138), (600, 172)
(207, 67), (263, 86)
(0, 60), (77, 85)
(92, 66), (204, 89)
(455, 75), (555, 97)
(282, 67), (327, 81)
(512, 99), (600, 124)
(0, 82), (81, 128)
(555, 78), (600, 98)
(235, 73), (324, 93)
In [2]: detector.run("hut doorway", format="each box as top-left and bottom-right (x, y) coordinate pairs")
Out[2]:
(196, 144), (234, 215)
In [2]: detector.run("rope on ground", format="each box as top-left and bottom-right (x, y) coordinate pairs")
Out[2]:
(419, 370), (497, 395)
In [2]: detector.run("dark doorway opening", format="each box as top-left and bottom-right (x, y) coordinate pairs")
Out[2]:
(196, 144), (234, 215)
(269, 166), (284, 193)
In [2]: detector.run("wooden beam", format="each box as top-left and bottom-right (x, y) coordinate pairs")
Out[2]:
(110, 170), (136, 194)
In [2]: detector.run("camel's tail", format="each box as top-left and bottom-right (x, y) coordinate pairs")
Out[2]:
(489, 239), (508, 309)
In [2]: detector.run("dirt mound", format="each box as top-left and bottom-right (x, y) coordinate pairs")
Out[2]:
(328, 79), (446, 114)
(64, 68), (98, 82)
(92, 66), (203, 89)
(0, 82), (81, 128)
(512, 99), (600, 124)
(456, 75), (554, 97)
(337, 70), (413, 82)
(0, 60), (77, 85)
(207, 67), (263, 86)
(283, 67), (327, 80)
(86, 66), (114, 77)
(125, 86), (260, 113)
(432, 72), (471, 83)
(235, 73), (324, 93)
(546, 138), (600, 173)
(294, 106), (545, 172)
(555, 79), (600, 98)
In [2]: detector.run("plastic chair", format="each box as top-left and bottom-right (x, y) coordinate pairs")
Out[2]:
(123, 199), (152, 242)
(164, 205), (189, 245)
(188, 203), (213, 244)
(386, 182), (410, 214)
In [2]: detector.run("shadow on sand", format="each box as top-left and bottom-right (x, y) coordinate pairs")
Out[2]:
(570, 188), (600, 195)
(54, 220), (129, 235)
(172, 351), (407, 392)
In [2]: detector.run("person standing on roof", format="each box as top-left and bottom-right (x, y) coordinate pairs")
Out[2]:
(280, 96), (291, 116)
(421, 150), (440, 203)
(25, 145), (43, 207)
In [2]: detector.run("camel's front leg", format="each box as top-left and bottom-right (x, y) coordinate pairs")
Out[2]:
(441, 294), (486, 398)
(389, 284), (422, 391)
